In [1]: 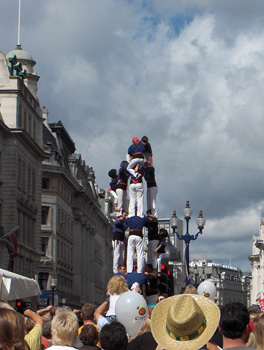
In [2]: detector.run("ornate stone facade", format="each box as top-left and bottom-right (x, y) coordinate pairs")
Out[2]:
(0, 48), (47, 276)
(0, 47), (113, 307)
(189, 259), (250, 306)
(249, 218), (264, 305)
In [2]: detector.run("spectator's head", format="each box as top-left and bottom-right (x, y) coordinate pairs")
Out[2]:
(248, 304), (262, 321)
(0, 302), (15, 310)
(219, 302), (250, 340)
(51, 311), (78, 346)
(81, 303), (95, 321)
(42, 319), (52, 339)
(118, 265), (127, 274)
(49, 306), (59, 319)
(184, 284), (198, 295)
(253, 313), (264, 350)
(0, 308), (26, 350)
(100, 322), (128, 350)
(57, 306), (72, 313)
(107, 275), (128, 295)
(80, 324), (99, 346)
(145, 263), (153, 273)
(25, 317), (35, 333)
(151, 294), (220, 350)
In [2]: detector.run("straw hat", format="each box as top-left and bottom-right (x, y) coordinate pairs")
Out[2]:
(151, 294), (220, 350)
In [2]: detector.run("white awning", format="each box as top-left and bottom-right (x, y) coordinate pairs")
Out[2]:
(0, 269), (41, 301)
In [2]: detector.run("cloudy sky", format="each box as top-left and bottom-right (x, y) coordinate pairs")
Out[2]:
(1, 0), (264, 272)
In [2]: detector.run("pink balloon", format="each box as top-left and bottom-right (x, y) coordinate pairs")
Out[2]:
(115, 291), (148, 337)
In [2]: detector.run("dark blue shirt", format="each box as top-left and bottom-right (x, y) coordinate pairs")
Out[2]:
(117, 164), (130, 190)
(113, 219), (128, 241)
(143, 165), (156, 188)
(123, 216), (150, 238)
(128, 141), (146, 158)
(115, 272), (149, 288)
(109, 177), (118, 191)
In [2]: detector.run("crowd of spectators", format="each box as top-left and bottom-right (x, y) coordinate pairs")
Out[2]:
(0, 277), (262, 350)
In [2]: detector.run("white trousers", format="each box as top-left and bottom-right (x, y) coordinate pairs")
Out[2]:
(147, 239), (159, 269)
(109, 190), (118, 204)
(127, 158), (145, 177)
(147, 186), (158, 217)
(116, 188), (128, 213)
(126, 235), (144, 274)
(157, 253), (165, 273)
(129, 182), (144, 217)
(112, 240), (125, 274)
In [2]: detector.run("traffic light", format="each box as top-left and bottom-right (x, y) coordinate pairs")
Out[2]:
(167, 265), (174, 297)
(158, 264), (169, 297)
(158, 263), (175, 298)
(15, 299), (27, 314)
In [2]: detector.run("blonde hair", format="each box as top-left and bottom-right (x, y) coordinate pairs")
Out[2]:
(246, 331), (256, 349)
(253, 314), (264, 350)
(138, 317), (151, 336)
(107, 275), (128, 295)
(183, 284), (198, 294)
(51, 311), (78, 346)
(128, 317), (151, 343)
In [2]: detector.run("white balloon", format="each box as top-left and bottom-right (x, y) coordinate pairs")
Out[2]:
(197, 280), (217, 301)
(115, 291), (148, 337)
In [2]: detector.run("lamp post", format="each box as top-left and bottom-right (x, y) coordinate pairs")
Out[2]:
(50, 277), (57, 306)
(170, 201), (206, 286)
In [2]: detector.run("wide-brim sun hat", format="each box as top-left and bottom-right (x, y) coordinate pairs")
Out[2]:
(151, 294), (220, 350)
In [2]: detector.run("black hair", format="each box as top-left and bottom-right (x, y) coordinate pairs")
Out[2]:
(141, 136), (148, 142)
(219, 302), (249, 339)
(159, 228), (168, 237)
(145, 263), (153, 272)
(120, 161), (129, 167)
(108, 169), (117, 178)
(100, 322), (128, 350)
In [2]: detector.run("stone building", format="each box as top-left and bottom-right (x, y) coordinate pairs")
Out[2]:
(0, 47), (47, 275)
(249, 217), (264, 305)
(0, 45), (113, 306)
(189, 259), (250, 306)
(40, 111), (113, 306)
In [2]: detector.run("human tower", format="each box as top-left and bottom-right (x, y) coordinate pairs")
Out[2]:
(108, 136), (167, 277)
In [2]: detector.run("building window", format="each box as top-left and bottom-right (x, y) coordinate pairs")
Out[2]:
(32, 171), (36, 200)
(33, 120), (36, 140)
(42, 178), (50, 189)
(41, 237), (49, 256)
(38, 272), (49, 290)
(27, 167), (31, 197)
(18, 105), (22, 127)
(41, 206), (50, 225)
(24, 111), (27, 131)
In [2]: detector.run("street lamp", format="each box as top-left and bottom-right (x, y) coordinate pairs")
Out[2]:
(170, 201), (206, 286)
(50, 277), (57, 306)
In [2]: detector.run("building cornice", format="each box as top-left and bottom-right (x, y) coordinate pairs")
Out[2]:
(9, 129), (49, 159)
